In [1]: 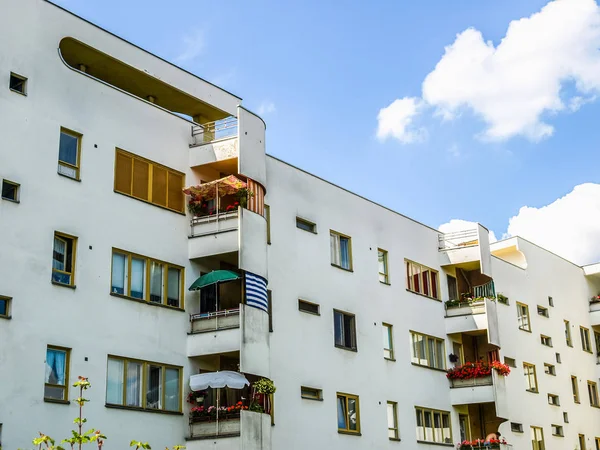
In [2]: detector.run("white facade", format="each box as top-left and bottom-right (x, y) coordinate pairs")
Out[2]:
(1, 2), (599, 450)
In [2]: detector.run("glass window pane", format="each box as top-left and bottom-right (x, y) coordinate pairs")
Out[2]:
(427, 338), (435, 367)
(59, 132), (78, 166)
(44, 385), (65, 400)
(442, 413), (451, 442)
(146, 364), (162, 409)
(416, 410), (424, 440)
(164, 368), (180, 411)
(45, 348), (67, 386)
(111, 253), (127, 295)
(347, 397), (358, 431)
(412, 263), (421, 292)
(436, 340), (445, 369)
(149, 261), (164, 303)
(52, 237), (67, 271)
(339, 237), (350, 269)
(126, 362), (142, 407)
(387, 403), (395, 428)
(167, 267), (181, 307)
(422, 270), (430, 296)
(431, 271), (438, 298)
(0, 298), (7, 316)
(106, 358), (124, 405)
(334, 311), (344, 347)
(337, 396), (347, 430)
(424, 411), (433, 441)
(434, 412), (442, 442)
(130, 257), (146, 299)
(330, 233), (340, 266)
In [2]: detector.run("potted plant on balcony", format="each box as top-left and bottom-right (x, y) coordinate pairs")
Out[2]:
(496, 293), (509, 305)
(235, 187), (254, 208)
(446, 361), (510, 387)
(252, 378), (276, 414)
(590, 294), (600, 304)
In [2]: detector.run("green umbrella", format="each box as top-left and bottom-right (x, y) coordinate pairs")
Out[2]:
(188, 270), (240, 291)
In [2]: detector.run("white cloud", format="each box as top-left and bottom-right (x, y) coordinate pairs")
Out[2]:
(376, 97), (426, 143)
(438, 219), (498, 243)
(174, 29), (205, 64)
(380, 0), (600, 143)
(257, 100), (276, 115)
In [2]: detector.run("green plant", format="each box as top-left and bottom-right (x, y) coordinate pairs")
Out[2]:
(253, 378), (276, 394)
(497, 294), (509, 305)
(248, 402), (264, 413)
(235, 188), (254, 208)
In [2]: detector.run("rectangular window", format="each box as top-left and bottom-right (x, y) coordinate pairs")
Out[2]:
(405, 260), (439, 299)
(572, 375), (580, 403)
(336, 393), (360, 434)
(411, 331), (446, 370)
(523, 362), (538, 392)
(334, 310), (356, 351)
(504, 357), (517, 368)
(551, 424), (563, 437)
(114, 149), (184, 213)
(300, 386), (322, 400)
(447, 275), (458, 301)
(1, 179), (19, 202)
(596, 437), (600, 450)
(531, 426), (545, 450)
(58, 128), (82, 180)
(387, 401), (399, 440)
(106, 356), (181, 412)
(510, 422), (523, 433)
(296, 217), (316, 233)
(378, 249), (389, 284)
(110, 249), (183, 308)
(556, 352), (561, 364)
(548, 394), (560, 406)
(579, 434), (587, 450)
(581, 326), (592, 352)
(267, 290), (273, 332)
(382, 323), (394, 360)
(52, 232), (77, 287)
(265, 205), (271, 244)
(517, 302), (531, 331)
(0, 296), (11, 319)
(298, 299), (320, 315)
(9, 72), (27, 94)
(44, 345), (70, 402)
(544, 363), (556, 376)
(563, 412), (569, 423)
(330, 231), (352, 270)
(548, 296), (554, 307)
(588, 381), (599, 407)
(537, 305), (549, 317)
(541, 335), (552, 347)
(415, 407), (452, 444)
(565, 320), (572, 347)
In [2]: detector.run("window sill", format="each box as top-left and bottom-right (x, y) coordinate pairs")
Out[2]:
(105, 403), (183, 416)
(113, 190), (186, 216)
(335, 344), (358, 353)
(57, 172), (81, 182)
(411, 363), (447, 373)
(380, 281), (391, 286)
(551, 434), (564, 437)
(44, 398), (70, 405)
(110, 292), (184, 312)
(9, 88), (27, 96)
(591, 405), (600, 409)
(389, 437), (401, 442)
(384, 357), (396, 362)
(0, 315), (11, 320)
(301, 396), (323, 401)
(1, 197), (20, 203)
(583, 349), (594, 354)
(416, 440), (454, 447)
(574, 400), (581, 404)
(526, 389), (539, 394)
(518, 328), (532, 333)
(297, 227), (318, 235)
(337, 430), (361, 436)
(51, 281), (76, 289)
(566, 343), (573, 348)
(405, 289), (441, 302)
(331, 263), (353, 273)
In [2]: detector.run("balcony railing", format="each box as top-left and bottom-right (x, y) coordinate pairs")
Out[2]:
(191, 117), (238, 145)
(438, 229), (479, 251)
(450, 375), (493, 388)
(190, 307), (240, 333)
(190, 209), (239, 237)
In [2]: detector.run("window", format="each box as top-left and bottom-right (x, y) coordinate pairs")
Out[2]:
(336, 393), (360, 434)
(265, 205), (271, 244)
(296, 217), (316, 233)
(511, 422), (524, 433)
(580, 326), (592, 353)
(9, 72), (27, 94)
(588, 381), (599, 407)
(411, 331), (446, 370)
(556, 352), (561, 364)
(563, 412), (569, 423)
(298, 299), (320, 315)
(52, 232), (77, 286)
(106, 356), (181, 412)
(565, 320), (572, 347)
(572, 376), (580, 403)
(267, 290), (273, 332)
(0, 296), (11, 319)
(544, 363), (556, 376)
(537, 305), (549, 317)
(1, 179), (19, 202)
(548, 394), (560, 406)
(114, 149), (184, 213)
(405, 260), (439, 299)
(551, 425), (563, 437)
(111, 249), (184, 308)
(596, 437), (600, 450)
(300, 386), (322, 400)
(382, 323), (394, 360)
(415, 407), (452, 444)
(541, 335), (552, 347)
(531, 426), (545, 450)
(548, 296), (554, 307)
(58, 128), (82, 180)
(595, 332), (600, 357)
(523, 363), (538, 392)
(334, 310), (356, 351)
(517, 302), (531, 331)
(387, 401), (399, 440)
(504, 357), (517, 368)
(579, 434), (587, 450)
(330, 231), (352, 270)
(44, 346), (70, 402)
(447, 275), (458, 301)
(378, 249), (389, 284)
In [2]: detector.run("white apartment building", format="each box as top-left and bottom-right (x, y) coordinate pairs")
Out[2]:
(1, 2), (599, 450)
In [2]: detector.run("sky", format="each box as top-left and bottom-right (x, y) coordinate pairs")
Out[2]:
(54, 0), (600, 265)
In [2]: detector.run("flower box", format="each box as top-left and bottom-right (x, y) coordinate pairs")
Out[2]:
(447, 361), (510, 382)
(190, 416), (240, 437)
(451, 375), (492, 388)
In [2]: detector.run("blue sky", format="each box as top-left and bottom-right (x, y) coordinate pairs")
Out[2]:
(54, 0), (600, 264)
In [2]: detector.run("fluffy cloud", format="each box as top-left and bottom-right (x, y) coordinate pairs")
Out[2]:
(257, 101), (276, 115)
(174, 29), (205, 64)
(438, 219), (498, 243)
(379, 0), (600, 143)
(376, 97), (425, 143)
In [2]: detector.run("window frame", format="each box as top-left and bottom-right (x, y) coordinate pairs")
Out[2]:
(588, 380), (599, 408)
(510, 422), (524, 433)
(296, 216), (316, 234)
(414, 406), (452, 444)
(540, 335), (552, 347)
(410, 331), (446, 370)
(333, 309), (357, 351)
(579, 434), (587, 450)
(1, 179), (20, 202)
(52, 232), (77, 287)
(300, 386), (322, 401)
(378, 249), (390, 284)
(572, 375), (580, 403)
(264, 204), (271, 244)
(58, 127), (82, 180)
(565, 320), (573, 347)
(330, 230), (353, 271)
(516, 302), (531, 332)
(9, 72), (27, 95)
(44, 345), (71, 403)
(110, 248), (184, 310)
(382, 323), (394, 360)
(531, 426), (545, 450)
(523, 362), (538, 393)
(405, 259), (440, 300)
(580, 326), (592, 353)
(0, 295), (11, 319)
(387, 401), (399, 441)
(551, 424), (563, 437)
(504, 357), (517, 368)
(105, 355), (183, 413)
(537, 305), (549, 317)
(543, 363), (556, 376)
(298, 299), (320, 316)
(336, 392), (360, 435)
(547, 393), (560, 406)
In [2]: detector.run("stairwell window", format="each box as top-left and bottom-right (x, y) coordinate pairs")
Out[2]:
(382, 323), (394, 360)
(551, 424), (563, 437)
(537, 305), (549, 317)
(565, 320), (572, 347)
(588, 381), (599, 407)
(337, 393), (360, 434)
(540, 335), (552, 347)
(572, 375), (580, 403)
(330, 231), (352, 270)
(0, 296), (10, 319)
(58, 128), (82, 180)
(378, 249), (389, 284)
(296, 217), (316, 233)
(523, 362), (538, 393)
(544, 363), (556, 376)
(548, 394), (560, 406)
(581, 326), (592, 353)
(405, 260), (439, 300)
(9, 72), (27, 95)
(411, 331), (445, 370)
(334, 310), (356, 351)
(44, 345), (70, 402)
(517, 302), (531, 332)
(1, 179), (19, 202)
(415, 407), (452, 444)
(387, 401), (399, 440)
(531, 426), (545, 450)
(579, 434), (587, 450)
(52, 232), (77, 287)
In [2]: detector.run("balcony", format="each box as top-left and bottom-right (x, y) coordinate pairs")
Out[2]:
(590, 299), (600, 326)
(448, 363), (509, 411)
(445, 297), (500, 342)
(450, 376), (495, 405)
(191, 117), (238, 147)
(438, 225), (493, 278)
(191, 308), (240, 333)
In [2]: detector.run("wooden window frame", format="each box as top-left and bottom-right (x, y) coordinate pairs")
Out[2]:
(588, 381), (599, 408)
(9, 72), (27, 95)
(579, 434), (587, 450)
(516, 302), (531, 332)
(296, 217), (316, 234)
(580, 326), (592, 353)
(504, 357), (517, 368)
(300, 386), (322, 401)
(572, 375), (580, 403)
(333, 309), (357, 351)
(551, 424), (563, 437)
(105, 355), (183, 413)
(543, 363), (556, 376)
(563, 412), (569, 423)
(44, 345), (71, 403)
(58, 127), (82, 180)
(1, 179), (20, 202)
(405, 259), (440, 300)
(523, 362), (538, 393)
(540, 335), (552, 347)
(110, 248), (184, 310)
(52, 232), (77, 287)
(595, 436), (600, 450)
(565, 320), (573, 347)
(383, 323), (394, 361)
(298, 299), (320, 316)
(410, 331), (446, 370)
(531, 426), (545, 450)
(336, 392), (360, 434)
(537, 305), (549, 317)
(378, 249), (390, 284)
(510, 422), (523, 433)
(330, 230), (353, 271)
(0, 295), (11, 319)
(114, 149), (185, 214)
(548, 296), (554, 307)
(415, 406), (452, 444)
(387, 401), (399, 440)
(547, 393), (560, 406)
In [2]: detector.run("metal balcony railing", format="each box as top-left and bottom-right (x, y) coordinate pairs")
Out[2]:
(438, 229), (479, 251)
(191, 117), (238, 144)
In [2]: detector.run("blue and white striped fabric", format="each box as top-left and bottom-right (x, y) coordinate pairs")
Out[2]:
(245, 272), (268, 313)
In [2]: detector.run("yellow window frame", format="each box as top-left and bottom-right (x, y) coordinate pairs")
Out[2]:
(383, 323), (394, 360)
(378, 249), (389, 284)
(44, 345), (71, 402)
(405, 259), (440, 300)
(572, 375), (580, 403)
(565, 320), (572, 347)
(300, 386), (322, 400)
(588, 381), (599, 407)
(330, 230), (353, 271)
(336, 392), (360, 434)
(415, 406), (452, 444)
(580, 326), (592, 353)
(58, 127), (82, 180)
(410, 330), (446, 370)
(531, 426), (545, 450)
(52, 232), (77, 287)
(516, 302), (531, 332)
(0, 295), (11, 319)
(387, 401), (399, 440)
(523, 362), (538, 393)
